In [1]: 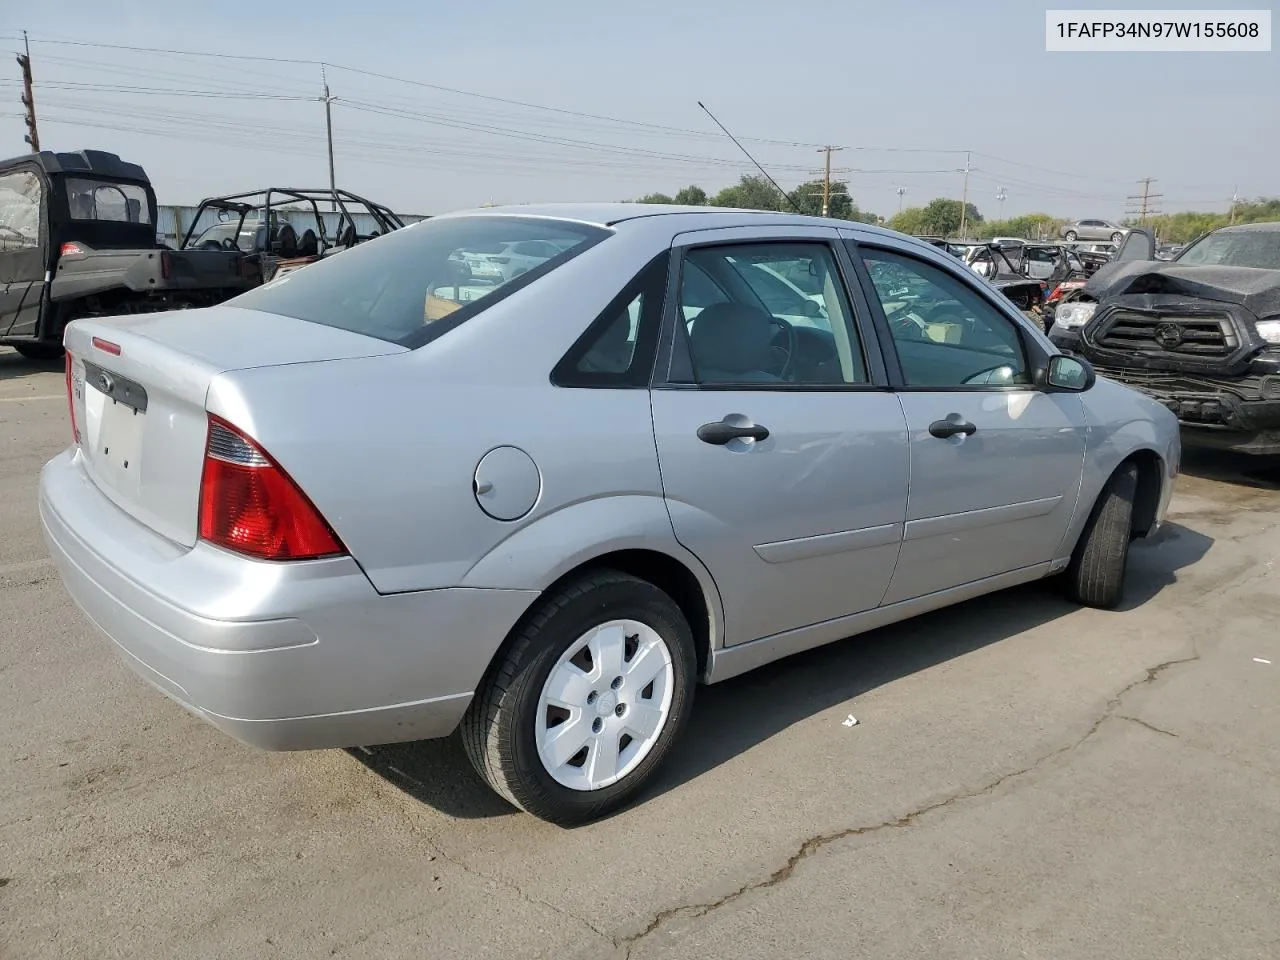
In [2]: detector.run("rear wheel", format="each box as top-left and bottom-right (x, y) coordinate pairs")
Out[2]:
(461, 570), (696, 825)
(11, 342), (64, 361)
(1064, 462), (1139, 609)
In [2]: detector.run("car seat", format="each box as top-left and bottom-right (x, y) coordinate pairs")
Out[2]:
(276, 223), (298, 258)
(688, 302), (781, 383)
(297, 228), (319, 257)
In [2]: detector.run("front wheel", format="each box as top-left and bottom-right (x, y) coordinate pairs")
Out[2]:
(1064, 462), (1138, 609)
(1110, 231), (1124, 244)
(461, 570), (697, 825)
(1064, 230), (1078, 242)
(11, 342), (65, 361)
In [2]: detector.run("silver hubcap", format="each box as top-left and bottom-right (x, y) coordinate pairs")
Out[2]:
(535, 619), (675, 791)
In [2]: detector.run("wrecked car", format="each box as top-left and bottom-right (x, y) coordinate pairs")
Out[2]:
(1050, 223), (1280, 454)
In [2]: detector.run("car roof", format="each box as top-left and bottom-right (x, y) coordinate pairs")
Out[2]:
(1210, 221), (1280, 234)
(428, 202), (903, 234)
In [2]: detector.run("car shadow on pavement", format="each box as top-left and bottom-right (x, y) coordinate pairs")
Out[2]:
(347, 521), (1213, 821)
(0, 349), (62, 383)
(1180, 447), (1280, 490)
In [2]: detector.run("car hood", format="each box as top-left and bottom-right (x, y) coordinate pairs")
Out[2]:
(1084, 261), (1280, 317)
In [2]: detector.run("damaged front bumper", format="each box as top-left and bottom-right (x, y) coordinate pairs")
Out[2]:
(1090, 363), (1280, 454)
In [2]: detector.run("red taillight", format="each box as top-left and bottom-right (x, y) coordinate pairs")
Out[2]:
(198, 416), (345, 561)
(64, 352), (81, 444)
(160, 250), (172, 280)
(59, 242), (84, 257)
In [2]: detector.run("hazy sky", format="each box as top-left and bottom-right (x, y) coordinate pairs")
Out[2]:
(2, 1), (1275, 220)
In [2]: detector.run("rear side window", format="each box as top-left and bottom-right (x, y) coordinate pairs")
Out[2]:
(229, 215), (608, 347)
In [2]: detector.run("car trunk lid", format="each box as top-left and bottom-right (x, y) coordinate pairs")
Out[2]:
(64, 305), (405, 547)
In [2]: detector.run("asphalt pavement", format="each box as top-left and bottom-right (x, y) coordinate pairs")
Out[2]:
(2, 345), (1277, 959)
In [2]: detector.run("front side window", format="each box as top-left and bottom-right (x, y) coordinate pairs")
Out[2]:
(678, 242), (867, 386)
(0, 170), (41, 251)
(65, 178), (152, 224)
(230, 215), (607, 346)
(861, 248), (1030, 388)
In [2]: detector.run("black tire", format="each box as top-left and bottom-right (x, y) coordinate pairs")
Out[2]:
(461, 570), (696, 825)
(1110, 231), (1124, 244)
(12, 342), (64, 361)
(1064, 462), (1138, 609)
(1064, 230), (1078, 242)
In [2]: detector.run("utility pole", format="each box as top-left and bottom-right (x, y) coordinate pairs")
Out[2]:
(996, 186), (1007, 218)
(17, 31), (39, 152)
(1229, 185), (1240, 224)
(320, 66), (336, 212)
(957, 151), (972, 239)
(815, 145), (844, 216)
(1125, 177), (1162, 224)
(896, 186), (906, 214)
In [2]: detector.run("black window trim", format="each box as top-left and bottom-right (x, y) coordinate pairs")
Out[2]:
(653, 235), (892, 394)
(550, 252), (669, 389)
(848, 239), (1057, 394)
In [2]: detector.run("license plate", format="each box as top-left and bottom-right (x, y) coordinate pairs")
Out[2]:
(83, 381), (144, 498)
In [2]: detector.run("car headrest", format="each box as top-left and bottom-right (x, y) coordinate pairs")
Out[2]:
(689, 302), (774, 375)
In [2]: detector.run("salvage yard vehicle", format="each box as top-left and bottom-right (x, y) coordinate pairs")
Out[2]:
(1050, 223), (1280, 455)
(924, 239), (1047, 318)
(1060, 219), (1127, 243)
(40, 205), (1180, 824)
(179, 187), (405, 282)
(0, 149), (256, 360)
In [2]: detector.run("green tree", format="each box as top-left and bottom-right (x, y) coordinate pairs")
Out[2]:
(711, 175), (788, 211)
(637, 192), (675, 204)
(888, 207), (928, 235)
(918, 198), (982, 237)
(980, 213), (1063, 240)
(673, 185), (709, 205)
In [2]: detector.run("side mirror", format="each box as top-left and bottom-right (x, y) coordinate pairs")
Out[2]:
(801, 299), (822, 318)
(1042, 354), (1095, 393)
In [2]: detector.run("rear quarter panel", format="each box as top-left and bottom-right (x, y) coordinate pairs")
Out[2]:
(205, 223), (696, 597)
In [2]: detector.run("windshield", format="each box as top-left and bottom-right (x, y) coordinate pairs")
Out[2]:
(229, 215), (607, 346)
(65, 178), (152, 224)
(1175, 229), (1280, 269)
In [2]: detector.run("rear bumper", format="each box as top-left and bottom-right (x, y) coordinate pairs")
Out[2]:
(39, 448), (538, 750)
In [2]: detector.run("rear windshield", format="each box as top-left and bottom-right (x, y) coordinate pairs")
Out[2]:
(1175, 229), (1280, 269)
(65, 178), (152, 224)
(229, 215), (608, 346)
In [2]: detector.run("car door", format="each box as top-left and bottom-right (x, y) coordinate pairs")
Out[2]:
(849, 236), (1088, 605)
(649, 227), (910, 645)
(0, 166), (47, 338)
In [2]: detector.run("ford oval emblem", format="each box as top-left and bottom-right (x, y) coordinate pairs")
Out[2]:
(97, 372), (114, 394)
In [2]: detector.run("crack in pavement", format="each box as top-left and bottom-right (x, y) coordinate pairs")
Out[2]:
(1116, 715), (1180, 738)
(613, 652), (1201, 958)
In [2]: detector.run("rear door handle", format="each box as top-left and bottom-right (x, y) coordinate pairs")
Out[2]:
(928, 416), (977, 439)
(697, 419), (770, 445)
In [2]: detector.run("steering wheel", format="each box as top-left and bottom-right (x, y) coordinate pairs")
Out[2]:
(768, 316), (797, 380)
(221, 237), (240, 251)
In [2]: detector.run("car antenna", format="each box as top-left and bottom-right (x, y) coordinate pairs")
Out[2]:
(697, 101), (804, 215)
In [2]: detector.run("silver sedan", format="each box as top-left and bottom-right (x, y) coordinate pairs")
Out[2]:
(40, 205), (1180, 824)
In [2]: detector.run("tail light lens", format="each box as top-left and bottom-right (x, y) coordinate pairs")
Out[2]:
(159, 250), (172, 280)
(198, 416), (345, 561)
(64, 352), (81, 444)
(59, 242), (85, 257)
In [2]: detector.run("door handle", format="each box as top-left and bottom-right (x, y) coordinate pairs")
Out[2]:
(928, 416), (977, 439)
(697, 419), (770, 445)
